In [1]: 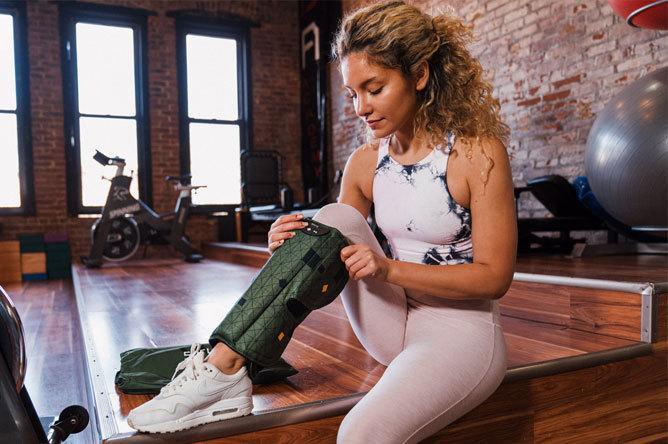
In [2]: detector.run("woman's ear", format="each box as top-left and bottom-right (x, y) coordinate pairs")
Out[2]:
(415, 60), (429, 92)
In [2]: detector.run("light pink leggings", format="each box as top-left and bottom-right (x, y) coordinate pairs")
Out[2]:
(313, 203), (508, 444)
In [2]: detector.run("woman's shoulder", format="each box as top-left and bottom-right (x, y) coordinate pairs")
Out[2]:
(349, 139), (383, 170)
(452, 135), (511, 192)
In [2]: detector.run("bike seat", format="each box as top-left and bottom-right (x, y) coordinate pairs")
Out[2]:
(94, 150), (126, 166)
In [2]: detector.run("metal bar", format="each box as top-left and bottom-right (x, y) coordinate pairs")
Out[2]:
(641, 285), (658, 342)
(504, 343), (652, 383)
(513, 272), (653, 294)
(572, 242), (668, 257)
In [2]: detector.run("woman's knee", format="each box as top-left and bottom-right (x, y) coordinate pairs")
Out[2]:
(337, 411), (379, 444)
(337, 411), (403, 444)
(313, 203), (368, 231)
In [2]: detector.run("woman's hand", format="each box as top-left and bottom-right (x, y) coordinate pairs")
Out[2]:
(267, 213), (309, 254)
(340, 244), (392, 281)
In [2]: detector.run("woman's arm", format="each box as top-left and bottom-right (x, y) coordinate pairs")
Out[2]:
(384, 137), (517, 300)
(336, 144), (374, 219)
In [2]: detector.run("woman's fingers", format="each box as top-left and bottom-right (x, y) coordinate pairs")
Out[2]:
(348, 261), (365, 279)
(268, 221), (307, 241)
(270, 213), (303, 229)
(351, 263), (372, 280)
(344, 251), (366, 274)
(268, 240), (284, 254)
(268, 220), (308, 242)
(268, 213), (306, 252)
(268, 230), (296, 245)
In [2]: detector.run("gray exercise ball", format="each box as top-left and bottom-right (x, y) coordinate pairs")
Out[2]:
(585, 66), (668, 228)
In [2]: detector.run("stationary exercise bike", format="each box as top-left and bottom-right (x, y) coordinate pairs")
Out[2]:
(82, 150), (205, 268)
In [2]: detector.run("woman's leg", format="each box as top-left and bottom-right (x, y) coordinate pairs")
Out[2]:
(207, 342), (245, 374)
(313, 203), (408, 365)
(337, 306), (507, 444)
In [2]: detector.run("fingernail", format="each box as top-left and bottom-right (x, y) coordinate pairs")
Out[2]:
(296, 214), (303, 219)
(279, 240), (284, 244)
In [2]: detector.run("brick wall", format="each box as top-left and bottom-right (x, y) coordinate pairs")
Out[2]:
(330, 0), (666, 239)
(0, 0), (300, 256)
(2, 0), (665, 257)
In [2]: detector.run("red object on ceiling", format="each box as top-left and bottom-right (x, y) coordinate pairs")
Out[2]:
(608, 0), (668, 30)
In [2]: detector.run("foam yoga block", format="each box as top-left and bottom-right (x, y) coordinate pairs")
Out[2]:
(0, 241), (22, 284)
(19, 233), (45, 253)
(22, 252), (47, 275)
(44, 235), (72, 280)
(44, 233), (69, 243)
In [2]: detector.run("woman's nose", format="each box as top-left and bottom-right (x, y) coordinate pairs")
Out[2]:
(354, 95), (372, 118)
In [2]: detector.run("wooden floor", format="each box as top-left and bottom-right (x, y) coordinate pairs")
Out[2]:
(6, 279), (91, 444)
(6, 250), (667, 443)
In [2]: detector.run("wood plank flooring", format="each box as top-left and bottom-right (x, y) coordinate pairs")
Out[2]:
(5, 249), (665, 443)
(5, 279), (92, 444)
(70, 257), (644, 441)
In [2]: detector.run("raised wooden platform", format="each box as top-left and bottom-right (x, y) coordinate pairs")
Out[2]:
(204, 241), (668, 282)
(64, 245), (667, 443)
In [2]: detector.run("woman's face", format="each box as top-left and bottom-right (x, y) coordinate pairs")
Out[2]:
(341, 52), (425, 140)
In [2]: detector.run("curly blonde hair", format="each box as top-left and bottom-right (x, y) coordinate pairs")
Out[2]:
(331, 0), (510, 185)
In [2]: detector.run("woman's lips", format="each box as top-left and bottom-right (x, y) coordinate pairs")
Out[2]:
(367, 118), (383, 129)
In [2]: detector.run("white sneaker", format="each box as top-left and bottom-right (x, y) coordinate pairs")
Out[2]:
(127, 344), (253, 433)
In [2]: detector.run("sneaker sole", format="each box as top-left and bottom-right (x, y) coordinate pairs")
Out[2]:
(132, 396), (253, 434)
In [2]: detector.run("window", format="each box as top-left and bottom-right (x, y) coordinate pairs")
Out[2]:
(60, 3), (151, 214)
(176, 18), (252, 211)
(0, 1), (34, 215)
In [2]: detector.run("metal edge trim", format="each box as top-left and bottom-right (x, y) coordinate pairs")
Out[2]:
(641, 285), (659, 343)
(72, 264), (116, 442)
(504, 343), (652, 383)
(513, 272), (652, 293)
(106, 392), (366, 443)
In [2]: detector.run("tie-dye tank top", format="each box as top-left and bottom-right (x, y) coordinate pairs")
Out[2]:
(373, 134), (474, 266)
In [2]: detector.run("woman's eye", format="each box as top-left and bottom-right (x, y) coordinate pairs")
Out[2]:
(370, 87), (383, 95)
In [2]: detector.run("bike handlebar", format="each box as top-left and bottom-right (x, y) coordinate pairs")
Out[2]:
(165, 174), (192, 184)
(94, 150), (126, 166)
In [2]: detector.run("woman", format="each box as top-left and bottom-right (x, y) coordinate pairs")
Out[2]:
(128, 1), (516, 441)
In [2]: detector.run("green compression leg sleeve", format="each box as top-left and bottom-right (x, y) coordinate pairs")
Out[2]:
(209, 218), (349, 367)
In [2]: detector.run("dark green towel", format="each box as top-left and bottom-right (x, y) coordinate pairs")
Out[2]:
(115, 343), (298, 394)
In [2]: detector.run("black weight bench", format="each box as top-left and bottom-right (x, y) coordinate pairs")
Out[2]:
(515, 175), (612, 254)
(232, 150), (340, 243)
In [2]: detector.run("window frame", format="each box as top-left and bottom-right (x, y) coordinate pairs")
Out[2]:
(175, 17), (253, 214)
(0, 0), (35, 216)
(59, 2), (152, 215)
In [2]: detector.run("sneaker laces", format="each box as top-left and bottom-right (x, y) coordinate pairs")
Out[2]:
(161, 343), (207, 394)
